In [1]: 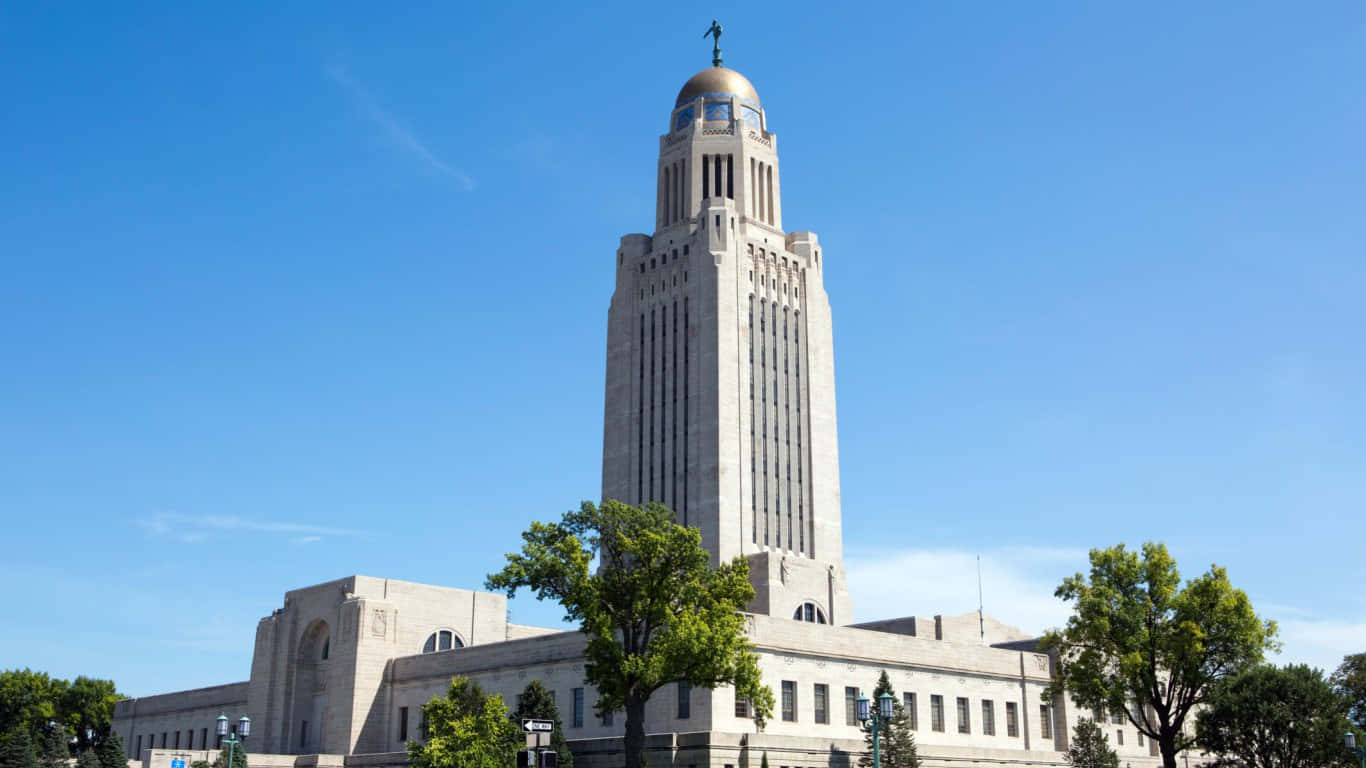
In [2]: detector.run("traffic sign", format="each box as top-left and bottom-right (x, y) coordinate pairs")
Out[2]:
(172, 760), (185, 768)
(521, 719), (554, 733)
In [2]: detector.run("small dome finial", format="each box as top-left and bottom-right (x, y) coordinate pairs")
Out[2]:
(703, 19), (724, 67)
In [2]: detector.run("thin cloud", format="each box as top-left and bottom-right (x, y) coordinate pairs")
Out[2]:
(327, 64), (475, 190)
(138, 512), (365, 542)
(847, 546), (1361, 673)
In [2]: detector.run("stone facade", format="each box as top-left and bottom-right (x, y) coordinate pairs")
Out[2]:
(112, 59), (1194, 768)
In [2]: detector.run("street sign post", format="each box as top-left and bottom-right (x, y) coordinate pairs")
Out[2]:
(521, 719), (554, 733)
(520, 720), (556, 768)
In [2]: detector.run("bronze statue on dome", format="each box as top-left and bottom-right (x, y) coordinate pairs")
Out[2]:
(704, 19), (723, 67)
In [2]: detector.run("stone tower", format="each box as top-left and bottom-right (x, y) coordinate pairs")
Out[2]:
(602, 59), (852, 624)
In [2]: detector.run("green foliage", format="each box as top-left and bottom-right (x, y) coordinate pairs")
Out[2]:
(408, 677), (519, 768)
(512, 680), (573, 768)
(1196, 664), (1352, 768)
(1041, 542), (1277, 768)
(486, 500), (775, 768)
(0, 671), (121, 755)
(191, 760), (211, 768)
(37, 725), (70, 768)
(857, 671), (919, 768)
(0, 727), (39, 768)
(1333, 653), (1366, 731)
(210, 744), (247, 768)
(1066, 719), (1119, 768)
(60, 679), (120, 752)
(760, 752), (769, 768)
(75, 748), (100, 768)
(93, 734), (123, 768)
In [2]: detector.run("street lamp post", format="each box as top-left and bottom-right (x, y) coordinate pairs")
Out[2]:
(215, 715), (250, 768)
(856, 691), (895, 768)
(1347, 732), (1365, 768)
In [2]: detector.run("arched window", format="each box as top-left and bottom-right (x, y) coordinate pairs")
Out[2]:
(321, 638), (329, 661)
(793, 602), (827, 624)
(422, 630), (464, 653)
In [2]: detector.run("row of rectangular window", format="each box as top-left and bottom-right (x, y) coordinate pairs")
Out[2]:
(133, 727), (221, 757)
(768, 682), (1052, 741)
(398, 683), (693, 744)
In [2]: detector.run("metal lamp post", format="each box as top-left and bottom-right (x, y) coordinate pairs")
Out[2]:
(1347, 732), (1365, 768)
(856, 691), (895, 768)
(215, 715), (250, 768)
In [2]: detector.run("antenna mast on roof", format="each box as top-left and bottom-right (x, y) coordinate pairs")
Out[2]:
(977, 555), (986, 646)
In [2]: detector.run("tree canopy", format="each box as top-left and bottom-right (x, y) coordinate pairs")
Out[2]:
(858, 671), (919, 768)
(0, 670), (121, 756)
(512, 680), (573, 768)
(1040, 542), (1277, 768)
(1332, 653), (1366, 731)
(408, 677), (519, 768)
(1196, 664), (1352, 768)
(1066, 719), (1119, 768)
(486, 500), (774, 768)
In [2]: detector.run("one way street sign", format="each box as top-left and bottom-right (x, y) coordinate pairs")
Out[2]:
(522, 719), (554, 733)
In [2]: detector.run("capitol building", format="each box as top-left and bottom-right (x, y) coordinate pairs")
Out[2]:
(113, 48), (1192, 768)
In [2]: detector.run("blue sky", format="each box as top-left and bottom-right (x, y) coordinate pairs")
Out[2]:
(2, 2), (1362, 697)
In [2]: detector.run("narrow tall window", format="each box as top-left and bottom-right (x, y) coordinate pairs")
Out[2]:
(134, 736), (141, 757)
(1040, 705), (1052, 739)
(735, 697), (751, 718)
(1005, 701), (1018, 737)
(957, 697), (971, 734)
(982, 700), (995, 736)
(187, 730), (193, 750)
(200, 730), (206, 752)
(813, 684), (828, 724)
(399, 706), (409, 742)
(766, 165), (775, 225)
(573, 688), (584, 728)
(904, 692), (918, 730)
(726, 154), (734, 198)
(677, 680), (691, 719)
(930, 695), (945, 732)
(702, 154), (710, 199)
(174, 732), (180, 749)
(845, 687), (859, 726)
(781, 680), (797, 721)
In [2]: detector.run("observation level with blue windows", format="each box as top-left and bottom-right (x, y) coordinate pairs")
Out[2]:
(671, 66), (765, 134)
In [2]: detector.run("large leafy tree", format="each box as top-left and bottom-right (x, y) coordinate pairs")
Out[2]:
(0, 671), (63, 743)
(409, 677), (519, 768)
(486, 500), (775, 768)
(1066, 719), (1119, 768)
(512, 680), (573, 768)
(857, 671), (919, 768)
(59, 678), (120, 752)
(1332, 653), (1366, 731)
(1041, 542), (1277, 768)
(1196, 664), (1351, 768)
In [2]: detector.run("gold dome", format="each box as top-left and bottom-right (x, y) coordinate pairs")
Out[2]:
(675, 66), (760, 108)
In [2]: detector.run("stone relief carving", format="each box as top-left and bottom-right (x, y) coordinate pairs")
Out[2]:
(371, 609), (387, 638)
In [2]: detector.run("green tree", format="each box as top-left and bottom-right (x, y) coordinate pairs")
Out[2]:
(1041, 542), (1277, 768)
(75, 748), (100, 768)
(58, 679), (120, 752)
(857, 671), (919, 768)
(760, 752), (769, 768)
(1066, 719), (1119, 768)
(36, 725), (70, 768)
(1196, 664), (1351, 768)
(210, 744), (246, 768)
(1332, 653), (1366, 731)
(512, 680), (573, 768)
(0, 727), (39, 768)
(93, 733), (124, 768)
(0, 671), (65, 744)
(408, 677), (519, 768)
(486, 500), (775, 768)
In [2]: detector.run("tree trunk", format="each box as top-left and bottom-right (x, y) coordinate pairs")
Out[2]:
(623, 693), (648, 768)
(1157, 728), (1179, 768)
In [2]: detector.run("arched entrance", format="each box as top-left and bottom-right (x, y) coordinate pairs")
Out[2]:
(289, 620), (330, 754)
